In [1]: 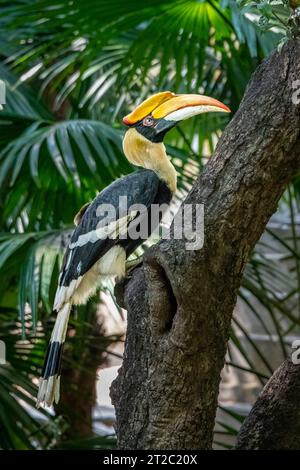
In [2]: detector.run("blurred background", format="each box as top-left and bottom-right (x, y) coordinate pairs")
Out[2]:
(0, 0), (299, 450)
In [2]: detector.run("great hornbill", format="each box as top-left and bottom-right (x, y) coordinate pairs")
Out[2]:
(36, 91), (230, 407)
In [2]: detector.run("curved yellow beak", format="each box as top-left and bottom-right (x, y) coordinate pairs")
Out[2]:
(123, 91), (230, 125)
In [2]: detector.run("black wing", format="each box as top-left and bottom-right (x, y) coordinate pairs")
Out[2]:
(59, 170), (161, 288)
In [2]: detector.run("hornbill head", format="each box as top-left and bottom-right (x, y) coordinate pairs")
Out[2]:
(122, 91), (230, 192)
(123, 91), (230, 143)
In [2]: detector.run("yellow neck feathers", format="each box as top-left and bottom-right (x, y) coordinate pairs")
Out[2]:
(122, 128), (177, 193)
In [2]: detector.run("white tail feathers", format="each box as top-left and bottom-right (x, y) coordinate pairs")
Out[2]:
(37, 375), (61, 409)
(50, 302), (72, 343)
(36, 303), (71, 408)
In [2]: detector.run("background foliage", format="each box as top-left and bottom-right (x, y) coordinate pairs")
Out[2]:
(0, 0), (299, 449)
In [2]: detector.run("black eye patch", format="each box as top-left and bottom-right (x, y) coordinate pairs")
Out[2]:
(133, 117), (177, 143)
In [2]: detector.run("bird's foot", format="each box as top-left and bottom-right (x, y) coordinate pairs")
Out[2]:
(115, 257), (144, 308)
(125, 255), (144, 278)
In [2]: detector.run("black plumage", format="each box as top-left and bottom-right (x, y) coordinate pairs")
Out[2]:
(59, 169), (172, 290)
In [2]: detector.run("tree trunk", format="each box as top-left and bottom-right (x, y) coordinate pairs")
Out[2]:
(236, 358), (300, 449)
(110, 39), (300, 450)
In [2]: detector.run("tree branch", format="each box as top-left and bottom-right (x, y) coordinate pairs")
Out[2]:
(236, 358), (300, 449)
(110, 40), (300, 450)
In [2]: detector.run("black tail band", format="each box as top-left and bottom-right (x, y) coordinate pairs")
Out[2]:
(41, 341), (64, 379)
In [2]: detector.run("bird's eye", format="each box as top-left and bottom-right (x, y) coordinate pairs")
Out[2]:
(143, 116), (154, 127)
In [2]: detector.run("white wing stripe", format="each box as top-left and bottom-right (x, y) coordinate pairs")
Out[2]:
(68, 212), (137, 249)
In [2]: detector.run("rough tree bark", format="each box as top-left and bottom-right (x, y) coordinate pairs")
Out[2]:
(110, 40), (300, 450)
(236, 358), (300, 450)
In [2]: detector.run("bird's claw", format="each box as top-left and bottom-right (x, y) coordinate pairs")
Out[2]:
(125, 256), (144, 277)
